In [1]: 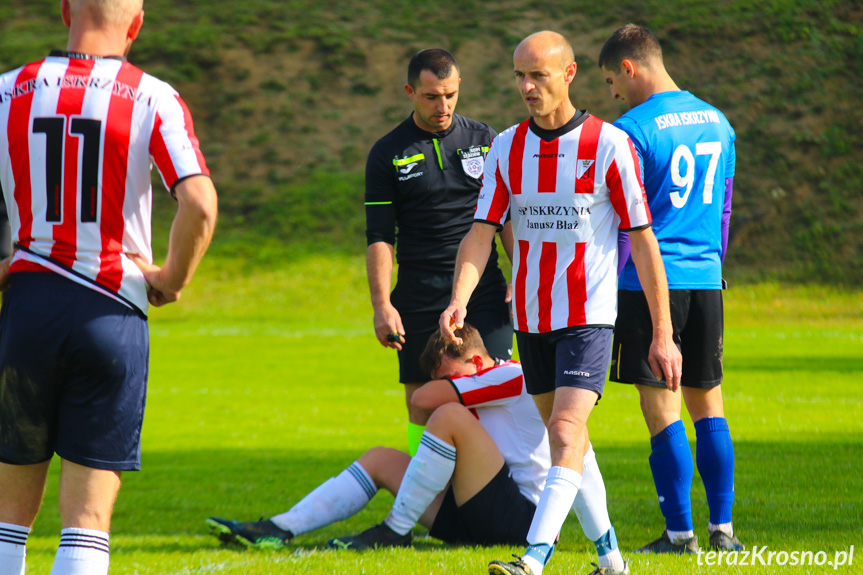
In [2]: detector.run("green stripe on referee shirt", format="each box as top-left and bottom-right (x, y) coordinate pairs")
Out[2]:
(364, 201), (393, 205)
(393, 153), (425, 166)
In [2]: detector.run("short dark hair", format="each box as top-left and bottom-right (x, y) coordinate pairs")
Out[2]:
(419, 323), (485, 380)
(407, 49), (459, 88)
(598, 24), (663, 71)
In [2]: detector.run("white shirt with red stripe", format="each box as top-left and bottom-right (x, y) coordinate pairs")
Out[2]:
(475, 112), (651, 333)
(449, 359), (551, 504)
(0, 53), (209, 315)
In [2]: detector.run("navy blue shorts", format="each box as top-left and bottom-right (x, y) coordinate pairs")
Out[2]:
(0, 273), (149, 470)
(429, 463), (536, 546)
(516, 326), (613, 398)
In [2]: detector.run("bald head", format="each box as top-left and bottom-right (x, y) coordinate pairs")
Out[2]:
(512, 31), (578, 129)
(514, 31), (575, 70)
(69, 0), (143, 28)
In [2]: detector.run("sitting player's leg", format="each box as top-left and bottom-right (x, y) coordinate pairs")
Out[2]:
(572, 433), (626, 572)
(0, 461), (50, 575)
(207, 447), (410, 549)
(635, 384), (698, 553)
(329, 402), (505, 550)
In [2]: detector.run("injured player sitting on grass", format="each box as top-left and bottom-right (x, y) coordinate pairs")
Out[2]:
(207, 324), (621, 563)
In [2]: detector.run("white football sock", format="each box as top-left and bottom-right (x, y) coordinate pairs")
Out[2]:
(385, 432), (456, 535)
(521, 465), (582, 575)
(522, 554), (545, 575)
(709, 522), (734, 537)
(49, 528), (109, 575)
(573, 445), (624, 571)
(270, 461), (377, 536)
(667, 529), (696, 544)
(0, 522), (29, 575)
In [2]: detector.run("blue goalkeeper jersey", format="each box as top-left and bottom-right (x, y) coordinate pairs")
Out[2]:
(615, 91), (735, 290)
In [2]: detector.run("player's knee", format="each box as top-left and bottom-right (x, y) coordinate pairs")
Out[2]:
(547, 417), (583, 451)
(426, 402), (472, 437)
(358, 446), (397, 481)
(427, 402), (469, 425)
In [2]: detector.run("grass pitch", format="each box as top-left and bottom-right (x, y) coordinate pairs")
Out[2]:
(20, 255), (863, 574)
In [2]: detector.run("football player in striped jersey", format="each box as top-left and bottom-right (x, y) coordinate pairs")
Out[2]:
(442, 30), (682, 575)
(0, 2), (217, 574)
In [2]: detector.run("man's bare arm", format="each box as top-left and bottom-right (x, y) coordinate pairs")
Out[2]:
(133, 175), (217, 307)
(440, 222), (497, 343)
(367, 241), (404, 349)
(628, 226), (682, 390)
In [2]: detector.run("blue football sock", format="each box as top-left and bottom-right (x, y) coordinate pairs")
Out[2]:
(695, 416), (735, 525)
(524, 542), (555, 568)
(648, 420), (694, 532)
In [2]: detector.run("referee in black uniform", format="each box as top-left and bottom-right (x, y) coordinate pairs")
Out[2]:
(365, 49), (513, 454)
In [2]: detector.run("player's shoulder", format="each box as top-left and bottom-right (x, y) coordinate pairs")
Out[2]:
(589, 113), (636, 148)
(0, 59), (43, 93)
(129, 64), (181, 99)
(485, 359), (524, 378)
(490, 120), (526, 147)
(0, 63), (25, 84)
(369, 115), (416, 156)
(451, 113), (496, 139)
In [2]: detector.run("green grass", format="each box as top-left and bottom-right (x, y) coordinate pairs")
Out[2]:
(16, 253), (862, 574)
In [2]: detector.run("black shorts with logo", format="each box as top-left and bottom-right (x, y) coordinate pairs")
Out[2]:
(392, 269), (512, 383)
(429, 463), (536, 546)
(0, 273), (149, 470)
(610, 289), (723, 389)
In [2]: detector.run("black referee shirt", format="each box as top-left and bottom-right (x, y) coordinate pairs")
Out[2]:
(365, 113), (503, 276)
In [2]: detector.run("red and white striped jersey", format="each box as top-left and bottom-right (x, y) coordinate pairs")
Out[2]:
(450, 359), (550, 504)
(0, 53), (209, 315)
(475, 113), (650, 333)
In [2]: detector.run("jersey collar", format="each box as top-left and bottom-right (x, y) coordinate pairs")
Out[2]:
(529, 109), (588, 142)
(49, 50), (127, 62)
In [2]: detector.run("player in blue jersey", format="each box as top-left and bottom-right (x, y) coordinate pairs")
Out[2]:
(598, 24), (743, 554)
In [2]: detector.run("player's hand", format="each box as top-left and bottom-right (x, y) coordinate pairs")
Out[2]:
(373, 301), (404, 350)
(505, 281), (512, 303)
(0, 256), (12, 292)
(439, 303), (467, 344)
(648, 331), (682, 392)
(129, 254), (182, 307)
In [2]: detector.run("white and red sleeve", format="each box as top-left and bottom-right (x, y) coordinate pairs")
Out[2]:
(450, 361), (524, 408)
(473, 136), (510, 227)
(604, 128), (651, 231)
(149, 90), (209, 194)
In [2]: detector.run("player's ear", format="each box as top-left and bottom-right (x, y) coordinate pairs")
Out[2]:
(128, 10), (144, 42)
(61, 0), (72, 29)
(404, 83), (415, 100)
(621, 59), (637, 78)
(564, 61), (577, 85)
(470, 355), (483, 371)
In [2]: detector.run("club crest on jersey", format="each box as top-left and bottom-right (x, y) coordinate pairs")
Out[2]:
(576, 159), (595, 180)
(458, 146), (486, 179)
